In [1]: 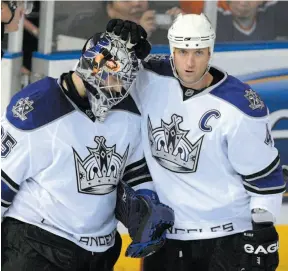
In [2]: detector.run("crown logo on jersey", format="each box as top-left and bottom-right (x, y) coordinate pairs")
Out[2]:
(148, 114), (204, 173)
(12, 97), (34, 121)
(73, 136), (129, 195)
(244, 89), (264, 110)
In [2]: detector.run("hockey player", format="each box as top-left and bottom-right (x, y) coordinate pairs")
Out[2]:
(107, 14), (286, 270)
(1, 26), (174, 270)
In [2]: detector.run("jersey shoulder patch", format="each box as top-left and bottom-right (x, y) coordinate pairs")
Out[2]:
(210, 75), (268, 117)
(6, 77), (75, 130)
(142, 54), (173, 77)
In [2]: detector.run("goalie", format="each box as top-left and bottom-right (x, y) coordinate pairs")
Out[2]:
(1, 23), (174, 271)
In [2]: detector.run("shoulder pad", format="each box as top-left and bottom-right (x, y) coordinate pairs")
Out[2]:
(6, 77), (75, 130)
(210, 75), (268, 117)
(141, 54), (173, 77)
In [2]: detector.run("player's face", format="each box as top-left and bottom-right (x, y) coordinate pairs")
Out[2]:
(173, 47), (210, 86)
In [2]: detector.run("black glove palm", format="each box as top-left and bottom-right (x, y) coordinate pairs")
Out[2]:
(106, 19), (151, 60)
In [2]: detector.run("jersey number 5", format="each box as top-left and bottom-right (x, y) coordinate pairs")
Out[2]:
(1, 126), (17, 158)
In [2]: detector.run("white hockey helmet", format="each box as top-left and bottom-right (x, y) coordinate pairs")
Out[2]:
(168, 13), (216, 79)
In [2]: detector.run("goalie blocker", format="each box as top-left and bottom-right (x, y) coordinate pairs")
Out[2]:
(115, 180), (175, 258)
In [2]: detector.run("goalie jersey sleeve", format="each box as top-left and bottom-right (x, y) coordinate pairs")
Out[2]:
(222, 87), (286, 220)
(1, 113), (53, 217)
(1, 78), (69, 217)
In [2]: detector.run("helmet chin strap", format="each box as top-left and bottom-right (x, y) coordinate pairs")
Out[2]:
(170, 56), (210, 88)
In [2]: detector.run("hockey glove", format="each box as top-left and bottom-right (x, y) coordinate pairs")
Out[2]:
(239, 222), (279, 271)
(106, 19), (151, 59)
(115, 180), (174, 258)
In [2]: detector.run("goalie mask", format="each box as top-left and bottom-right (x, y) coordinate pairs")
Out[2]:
(75, 33), (140, 122)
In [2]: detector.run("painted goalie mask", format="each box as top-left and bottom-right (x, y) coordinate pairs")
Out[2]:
(75, 32), (140, 122)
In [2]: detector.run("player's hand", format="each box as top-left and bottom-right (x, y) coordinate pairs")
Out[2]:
(106, 19), (151, 59)
(115, 180), (174, 258)
(239, 223), (279, 270)
(125, 189), (174, 258)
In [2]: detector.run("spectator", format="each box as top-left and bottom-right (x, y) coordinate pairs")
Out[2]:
(1, 1), (25, 58)
(66, 1), (183, 44)
(53, 1), (101, 43)
(216, 1), (288, 42)
(22, 1), (40, 75)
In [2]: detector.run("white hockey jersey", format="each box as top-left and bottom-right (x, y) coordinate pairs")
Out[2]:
(131, 56), (286, 240)
(1, 76), (152, 252)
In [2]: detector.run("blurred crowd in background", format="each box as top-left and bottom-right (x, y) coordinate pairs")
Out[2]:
(2, 0), (288, 76)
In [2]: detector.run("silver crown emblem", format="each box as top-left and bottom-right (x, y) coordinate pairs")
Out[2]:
(148, 114), (204, 173)
(12, 97), (34, 121)
(244, 89), (264, 110)
(73, 136), (129, 195)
